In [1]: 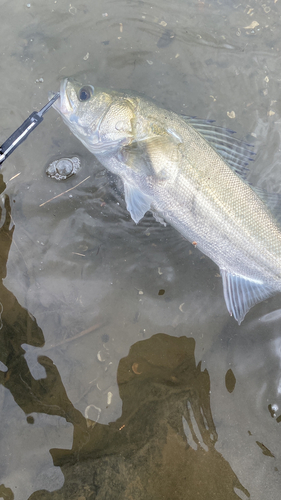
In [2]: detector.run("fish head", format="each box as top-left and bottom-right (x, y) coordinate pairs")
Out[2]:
(52, 78), (135, 155)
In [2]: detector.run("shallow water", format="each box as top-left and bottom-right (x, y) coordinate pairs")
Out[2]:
(1, 0), (281, 498)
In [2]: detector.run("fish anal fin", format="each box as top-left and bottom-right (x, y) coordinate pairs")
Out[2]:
(220, 270), (277, 324)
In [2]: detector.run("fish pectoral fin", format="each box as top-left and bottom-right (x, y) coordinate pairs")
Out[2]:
(121, 131), (181, 182)
(124, 182), (152, 223)
(142, 133), (181, 181)
(220, 270), (277, 324)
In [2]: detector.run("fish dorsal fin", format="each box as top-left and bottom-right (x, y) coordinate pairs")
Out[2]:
(182, 116), (255, 180)
(251, 187), (281, 225)
(124, 182), (152, 223)
(220, 269), (276, 324)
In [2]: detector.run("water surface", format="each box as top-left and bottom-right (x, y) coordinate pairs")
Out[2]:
(1, 0), (281, 498)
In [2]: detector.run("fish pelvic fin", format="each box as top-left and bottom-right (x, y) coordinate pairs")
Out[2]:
(220, 269), (277, 324)
(124, 182), (152, 223)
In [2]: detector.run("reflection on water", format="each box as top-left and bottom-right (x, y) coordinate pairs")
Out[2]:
(0, 224), (249, 500)
(0, 181), (249, 498)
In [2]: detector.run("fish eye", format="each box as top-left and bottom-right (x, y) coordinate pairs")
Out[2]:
(78, 85), (94, 102)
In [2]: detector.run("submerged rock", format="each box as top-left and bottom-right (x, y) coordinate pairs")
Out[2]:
(46, 156), (81, 180)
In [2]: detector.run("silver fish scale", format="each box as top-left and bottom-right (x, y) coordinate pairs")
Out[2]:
(54, 78), (281, 322)
(131, 103), (281, 285)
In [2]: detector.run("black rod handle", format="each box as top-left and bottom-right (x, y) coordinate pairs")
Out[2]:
(0, 92), (60, 165)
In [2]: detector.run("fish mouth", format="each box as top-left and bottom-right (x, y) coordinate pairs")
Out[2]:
(49, 79), (76, 116)
(48, 90), (59, 107)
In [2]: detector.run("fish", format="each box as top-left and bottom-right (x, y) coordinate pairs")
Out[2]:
(51, 78), (281, 324)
